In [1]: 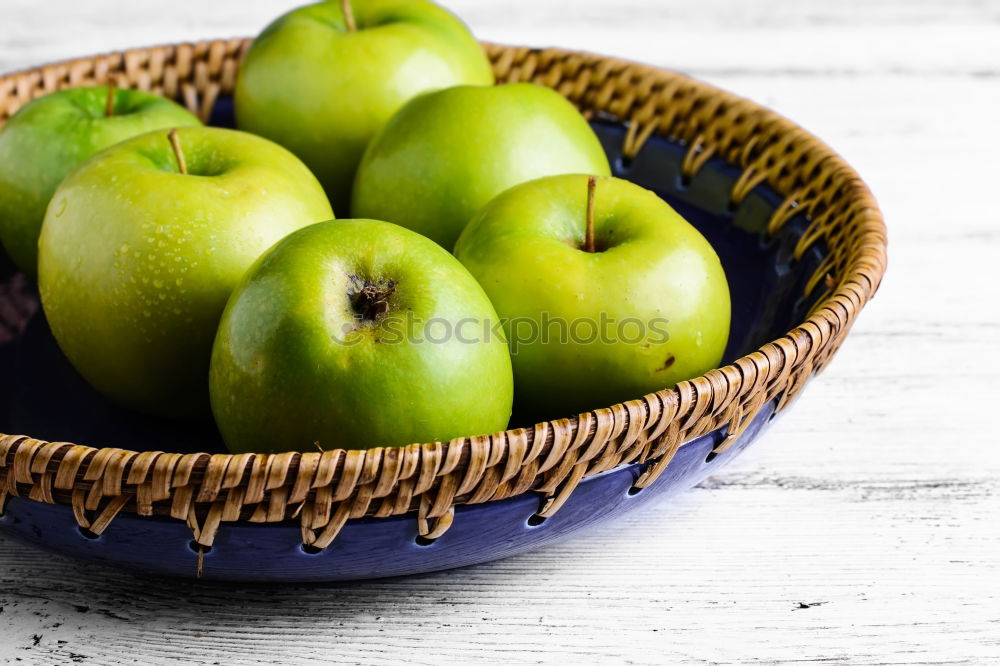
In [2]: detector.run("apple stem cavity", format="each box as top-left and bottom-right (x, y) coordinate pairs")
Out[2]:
(341, 0), (357, 32)
(585, 175), (597, 253)
(350, 277), (396, 322)
(167, 129), (188, 175)
(105, 83), (116, 117)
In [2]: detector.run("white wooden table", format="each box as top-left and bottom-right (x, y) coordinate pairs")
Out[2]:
(1, 1), (998, 663)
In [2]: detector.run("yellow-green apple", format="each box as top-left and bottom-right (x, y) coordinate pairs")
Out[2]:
(454, 174), (730, 419)
(38, 126), (333, 420)
(0, 86), (201, 276)
(352, 83), (611, 249)
(210, 218), (513, 453)
(235, 0), (494, 213)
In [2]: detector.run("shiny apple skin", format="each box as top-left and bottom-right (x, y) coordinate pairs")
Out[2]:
(210, 219), (514, 453)
(235, 0), (494, 214)
(454, 174), (731, 420)
(0, 86), (201, 276)
(351, 83), (612, 249)
(38, 126), (333, 420)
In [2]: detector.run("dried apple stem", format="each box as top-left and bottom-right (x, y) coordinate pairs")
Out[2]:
(341, 0), (357, 32)
(167, 129), (188, 175)
(585, 175), (597, 253)
(105, 83), (116, 117)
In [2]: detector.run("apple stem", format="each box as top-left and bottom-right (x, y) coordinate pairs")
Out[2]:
(105, 82), (116, 117)
(341, 0), (357, 32)
(585, 175), (597, 253)
(167, 129), (188, 175)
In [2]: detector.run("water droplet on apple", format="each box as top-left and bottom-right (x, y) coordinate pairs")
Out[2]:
(53, 198), (67, 217)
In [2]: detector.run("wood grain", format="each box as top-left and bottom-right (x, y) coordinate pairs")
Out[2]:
(1, 0), (998, 663)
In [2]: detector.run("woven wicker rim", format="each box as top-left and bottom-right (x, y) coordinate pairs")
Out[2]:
(0, 39), (886, 549)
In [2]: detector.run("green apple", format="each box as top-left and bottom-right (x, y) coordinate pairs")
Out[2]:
(210, 218), (513, 453)
(38, 126), (333, 420)
(454, 174), (730, 419)
(0, 86), (201, 276)
(352, 83), (612, 249)
(235, 0), (494, 213)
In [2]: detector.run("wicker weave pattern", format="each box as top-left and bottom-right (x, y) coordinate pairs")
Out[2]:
(0, 40), (886, 549)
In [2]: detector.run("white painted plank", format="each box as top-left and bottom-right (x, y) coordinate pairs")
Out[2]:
(1, 0), (998, 75)
(1, 474), (997, 664)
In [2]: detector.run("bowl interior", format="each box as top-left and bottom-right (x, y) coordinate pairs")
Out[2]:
(0, 97), (826, 453)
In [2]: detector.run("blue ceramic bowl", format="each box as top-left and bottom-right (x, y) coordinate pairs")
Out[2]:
(0, 98), (825, 581)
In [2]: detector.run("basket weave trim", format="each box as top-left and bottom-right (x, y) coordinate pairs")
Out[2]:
(0, 40), (886, 548)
